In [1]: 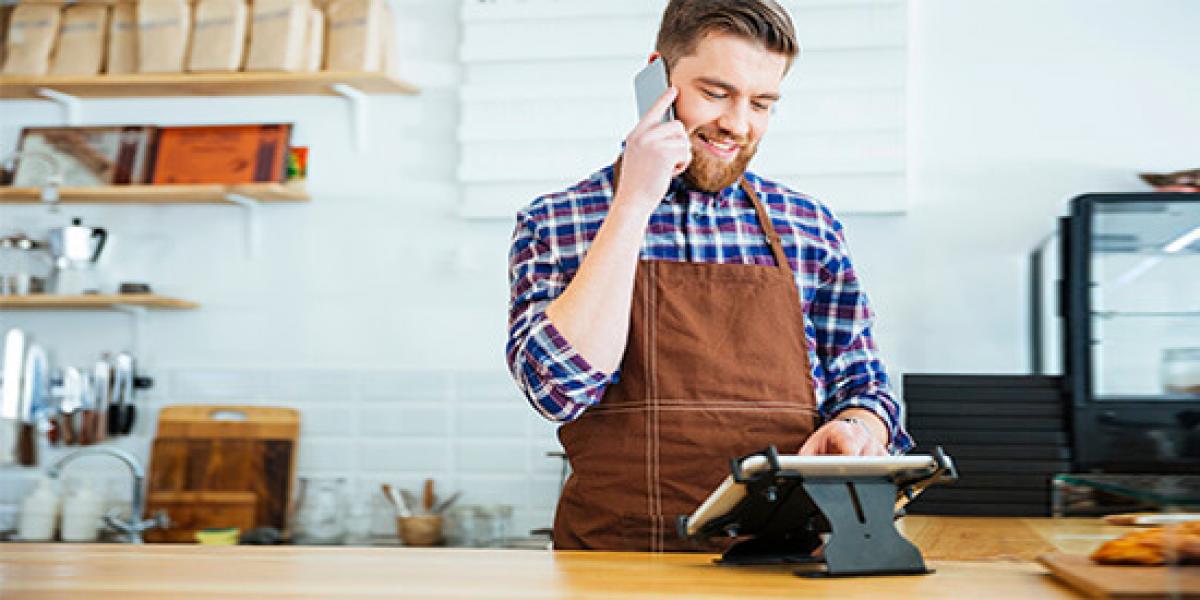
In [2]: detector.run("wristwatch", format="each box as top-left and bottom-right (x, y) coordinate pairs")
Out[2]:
(835, 416), (892, 454)
(835, 416), (874, 438)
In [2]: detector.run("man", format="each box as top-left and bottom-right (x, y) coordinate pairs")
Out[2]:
(506, 0), (913, 552)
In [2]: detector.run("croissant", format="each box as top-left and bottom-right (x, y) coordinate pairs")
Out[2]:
(1091, 521), (1200, 566)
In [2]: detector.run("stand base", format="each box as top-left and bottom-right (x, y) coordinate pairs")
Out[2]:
(713, 534), (823, 566)
(797, 567), (935, 579)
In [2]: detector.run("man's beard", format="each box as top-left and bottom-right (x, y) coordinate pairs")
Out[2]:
(681, 128), (758, 193)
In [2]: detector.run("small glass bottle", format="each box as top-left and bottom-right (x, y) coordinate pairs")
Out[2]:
(60, 478), (104, 543)
(17, 476), (59, 542)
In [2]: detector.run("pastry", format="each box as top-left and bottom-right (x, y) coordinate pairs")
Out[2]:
(1091, 521), (1200, 565)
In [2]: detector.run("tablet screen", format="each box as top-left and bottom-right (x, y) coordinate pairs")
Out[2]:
(685, 454), (942, 537)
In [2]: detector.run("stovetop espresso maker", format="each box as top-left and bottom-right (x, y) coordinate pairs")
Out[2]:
(47, 217), (107, 295)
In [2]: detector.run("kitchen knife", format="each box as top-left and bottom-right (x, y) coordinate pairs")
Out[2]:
(1, 329), (25, 421)
(46, 380), (61, 447)
(0, 329), (24, 465)
(92, 356), (112, 443)
(112, 353), (136, 435)
(16, 344), (47, 466)
(107, 358), (121, 436)
(60, 368), (84, 446)
(78, 371), (97, 446)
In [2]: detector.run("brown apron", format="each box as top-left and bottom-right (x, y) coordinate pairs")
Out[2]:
(553, 166), (819, 552)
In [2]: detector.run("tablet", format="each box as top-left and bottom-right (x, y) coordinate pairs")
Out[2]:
(684, 454), (943, 537)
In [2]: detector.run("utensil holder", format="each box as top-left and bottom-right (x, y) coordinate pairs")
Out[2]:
(397, 515), (443, 547)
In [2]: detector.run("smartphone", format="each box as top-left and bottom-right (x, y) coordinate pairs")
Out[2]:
(634, 56), (675, 123)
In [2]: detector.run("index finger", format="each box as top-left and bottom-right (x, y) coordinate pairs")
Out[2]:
(635, 86), (678, 132)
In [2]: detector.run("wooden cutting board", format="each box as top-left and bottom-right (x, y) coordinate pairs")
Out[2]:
(145, 406), (299, 543)
(1038, 552), (1200, 599)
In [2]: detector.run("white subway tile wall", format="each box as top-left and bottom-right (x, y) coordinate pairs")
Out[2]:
(0, 368), (563, 542)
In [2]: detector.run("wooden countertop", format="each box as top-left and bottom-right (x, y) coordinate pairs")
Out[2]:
(0, 517), (1129, 599)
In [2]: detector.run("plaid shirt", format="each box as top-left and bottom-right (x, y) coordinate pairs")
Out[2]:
(506, 163), (913, 454)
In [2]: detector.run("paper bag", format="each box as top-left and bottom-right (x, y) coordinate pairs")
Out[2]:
(188, 0), (248, 72)
(2, 3), (62, 76)
(245, 0), (311, 72)
(50, 4), (110, 76)
(137, 0), (191, 73)
(325, 0), (382, 72)
(303, 6), (324, 72)
(106, 2), (138, 74)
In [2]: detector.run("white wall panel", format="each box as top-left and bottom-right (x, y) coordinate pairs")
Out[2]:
(458, 0), (908, 218)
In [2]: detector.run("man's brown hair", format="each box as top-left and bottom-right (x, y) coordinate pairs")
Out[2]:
(655, 0), (799, 70)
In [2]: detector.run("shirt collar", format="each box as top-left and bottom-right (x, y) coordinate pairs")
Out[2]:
(664, 175), (745, 209)
(606, 158), (748, 209)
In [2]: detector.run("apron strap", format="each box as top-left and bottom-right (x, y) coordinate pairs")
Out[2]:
(740, 177), (791, 272)
(609, 157), (794, 273)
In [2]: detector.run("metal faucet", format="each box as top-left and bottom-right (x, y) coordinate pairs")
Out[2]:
(47, 447), (169, 543)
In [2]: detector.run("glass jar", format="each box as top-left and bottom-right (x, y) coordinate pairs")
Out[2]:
(292, 477), (347, 545)
(0, 235), (50, 296)
(442, 505), (476, 547)
(491, 504), (514, 547)
(1162, 348), (1200, 395)
(470, 505), (495, 547)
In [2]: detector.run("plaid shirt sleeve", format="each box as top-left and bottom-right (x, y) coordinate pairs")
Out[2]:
(810, 209), (914, 454)
(506, 209), (613, 422)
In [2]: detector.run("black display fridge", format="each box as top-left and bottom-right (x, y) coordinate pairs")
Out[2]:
(1031, 193), (1200, 473)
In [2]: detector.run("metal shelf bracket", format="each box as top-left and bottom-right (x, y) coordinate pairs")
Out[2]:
(224, 193), (262, 259)
(331, 83), (369, 152)
(35, 87), (83, 125)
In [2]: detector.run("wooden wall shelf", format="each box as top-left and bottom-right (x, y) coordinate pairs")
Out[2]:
(0, 72), (419, 99)
(0, 183), (309, 205)
(0, 294), (199, 311)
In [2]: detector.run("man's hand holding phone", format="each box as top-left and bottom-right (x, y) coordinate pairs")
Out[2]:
(615, 87), (692, 219)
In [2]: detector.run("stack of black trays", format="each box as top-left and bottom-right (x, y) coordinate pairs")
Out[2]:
(902, 374), (1070, 517)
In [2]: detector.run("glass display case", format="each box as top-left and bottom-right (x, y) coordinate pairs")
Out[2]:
(1032, 193), (1200, 472)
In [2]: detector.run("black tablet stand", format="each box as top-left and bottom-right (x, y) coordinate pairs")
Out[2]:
(677, 445), (957, 578)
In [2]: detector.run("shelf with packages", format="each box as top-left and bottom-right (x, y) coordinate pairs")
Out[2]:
(0, 294), (198, 311)
(1, 72), (418, 151)
(0, 182), (309, 205)
(0, 71), (419, 100)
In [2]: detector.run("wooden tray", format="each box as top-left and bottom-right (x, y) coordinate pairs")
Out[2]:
(1038, 552), (1200, 599)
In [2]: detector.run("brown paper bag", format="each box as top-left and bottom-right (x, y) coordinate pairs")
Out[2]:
(380, 0), (395, 76)
(2, 3), (62, 76)
(50, 4), (110, 76)
(303, 7), (324, 72)
(188, 0), (248, 72)
(0, 5), (14, 71)
(137, 0), (191, 73)
(106, 2), (138, 74)
(245, 0), (311, 72)
(325, 0), (382, 72)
